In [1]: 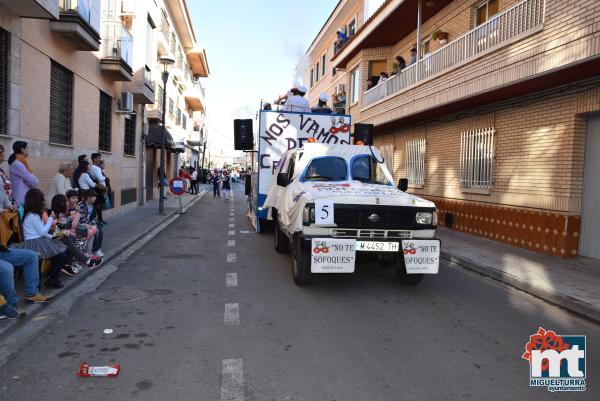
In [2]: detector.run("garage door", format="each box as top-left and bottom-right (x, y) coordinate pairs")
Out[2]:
(580, 115), (600, 259)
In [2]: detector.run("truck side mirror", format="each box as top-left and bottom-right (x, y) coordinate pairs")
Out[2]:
(398, 178), (409, 192)
(277, 172), (290, 187)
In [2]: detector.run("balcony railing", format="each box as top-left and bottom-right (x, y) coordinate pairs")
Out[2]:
(59, 0), (101, 34)
(101, 21), (133, 68)
(160, 12), (170, 41)
(363, 0), (545, 107)
(191, 79), (205, 97)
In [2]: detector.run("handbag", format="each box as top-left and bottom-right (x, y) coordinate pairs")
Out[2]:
(103, 193), (111, 209)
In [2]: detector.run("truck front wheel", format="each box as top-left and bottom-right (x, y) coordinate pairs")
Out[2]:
(395, 255), (424, 286)
(292, 237), (312, 285)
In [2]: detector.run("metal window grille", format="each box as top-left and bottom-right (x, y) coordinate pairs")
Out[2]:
(182, 114), (187, 130)
(405, 138), (426, 186)
(0, 28), (8, 136)
(176, 108), (181, 126)
(124, 114), (136, 156)
(460, 128), (495, 188)
(156, 85), (164, 111)
(49, 61), (74, 144)
(98, 91), (112, 152)
(168, 98), (174, 120)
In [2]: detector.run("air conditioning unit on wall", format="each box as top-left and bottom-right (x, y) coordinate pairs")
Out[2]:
(116, 92), (134, 113)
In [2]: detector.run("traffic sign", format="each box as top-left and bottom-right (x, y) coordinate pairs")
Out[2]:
(169, 177), (187, 195)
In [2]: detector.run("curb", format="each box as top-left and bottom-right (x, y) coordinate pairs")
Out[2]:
(0, 189), (208, 339)
(441, 251), (600, 324)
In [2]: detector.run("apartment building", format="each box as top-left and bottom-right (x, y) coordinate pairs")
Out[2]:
(0, 0), (208, 210)
(301, 0), (600, 259)
(143, 0), (209, 201)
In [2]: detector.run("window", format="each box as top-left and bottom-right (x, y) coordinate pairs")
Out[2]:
(350, 67), (360, 104)
(98, 91), (112, 152)
(310, 68), (314, 87)
(182, 114), (187, 130)
(0, 28), (8, 136)
(322, 54), (326, 77)
(145, 17), (154, 75)
(168, 98), (174, 120)
(49, 61), (74, 145)
(303, 157), (347, 181)
(475, 0), (499, 26)
(351, 156), (390, 185)
(176, 108), (182, 126)
(460, 128), (495, 188)
(124, 114), (136, 156)
(316, 61), (320, 82)
(348, 19), (356, 37)
(156, 85), (164, 111)
(405, 138), (426, 186)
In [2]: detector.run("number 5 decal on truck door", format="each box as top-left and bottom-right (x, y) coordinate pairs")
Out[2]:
(315, 200), (334, 225)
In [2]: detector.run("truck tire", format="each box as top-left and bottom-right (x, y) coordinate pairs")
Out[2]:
(292, 237), (312, 285)
(274, 217), (290, 253)
(395, 254), (424, 286)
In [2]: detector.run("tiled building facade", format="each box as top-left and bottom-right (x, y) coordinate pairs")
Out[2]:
(300, 0), (600, 259)
(0, 0), (208, 212)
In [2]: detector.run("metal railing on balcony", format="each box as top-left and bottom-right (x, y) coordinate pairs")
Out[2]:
(101, 21), (133, 68)
(59, 0), (101, 34)
(363, 0), (545, 107)
(160, 11), (170, 41)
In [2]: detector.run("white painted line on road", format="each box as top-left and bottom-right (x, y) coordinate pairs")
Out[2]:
(229, 223), (235, 228)
(226, 272), (238, 287)
(229, 213), (234, 217)
(228, 240), (236, 247)
(224, 303), (240, 325)
(227, 253), (236, 262)
(228, 230), (235, 235)
(229, 217), (235, 221)
(221, 359), (244, 401)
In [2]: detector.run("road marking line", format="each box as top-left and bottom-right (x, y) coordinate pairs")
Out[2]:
(228, 230), (235, 235)
(229, 217), (235, 221)
(226, 273), (238, 287)
(229, 213), (234, 217)
(229, 223), (235, 228)
(221, 359), (244, 401)
(224, 303), (240, 325)
(227, 253), (236, 262)
(228, 240), (236, 247)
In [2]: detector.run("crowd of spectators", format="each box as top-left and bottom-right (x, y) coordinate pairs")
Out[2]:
(0, 141), (108, 320)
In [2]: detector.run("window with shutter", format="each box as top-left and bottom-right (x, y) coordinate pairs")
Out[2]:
(98, 91), (112, 152)
(124, 114), (136, 156)
(49, 61), (74, 145)
(0, 28), (8, 137)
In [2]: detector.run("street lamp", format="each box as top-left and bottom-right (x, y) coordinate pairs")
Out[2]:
(158, 54), (175, 215)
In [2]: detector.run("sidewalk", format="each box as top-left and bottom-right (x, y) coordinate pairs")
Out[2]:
(0, 185), (210, 338)
(438, 227), (600, 322)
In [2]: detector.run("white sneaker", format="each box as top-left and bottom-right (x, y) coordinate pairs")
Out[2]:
(95, 249), (104, 257)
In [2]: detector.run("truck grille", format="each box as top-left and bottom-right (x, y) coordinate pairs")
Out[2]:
(333, 205), (434, 230)
(331, 229), (412, 239)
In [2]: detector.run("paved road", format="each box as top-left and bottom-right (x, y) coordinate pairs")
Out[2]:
(1, 183), (598, 401)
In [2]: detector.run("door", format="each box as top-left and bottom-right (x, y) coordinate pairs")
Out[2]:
(145, 148), (156, 201)
(580, 115), (600, 258)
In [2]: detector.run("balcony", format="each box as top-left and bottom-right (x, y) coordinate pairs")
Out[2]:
(128, 67), (156, 104)
(157, 11), (171, 55)
(51, 0), (101, 51)
(147, 85), (164, 121)
(363, 0), (545, 108)
(186, 47), (210, 77)
(0, 0), (58, 19)
(100, 21), (133, 81)
(184, 79), (206, 112)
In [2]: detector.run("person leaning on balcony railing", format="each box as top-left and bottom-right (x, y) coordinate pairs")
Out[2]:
(377, 72), (389, 85)
(366, 77), (375, 90)
(394, 56), (407, 75)
(312, 93), (333, 114)
(334, 30), (349, 54)
(409, 47), (417, 65)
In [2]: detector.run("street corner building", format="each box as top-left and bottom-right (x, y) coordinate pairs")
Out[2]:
(0, 0), (209, 213)
(300, 0), (600, 259)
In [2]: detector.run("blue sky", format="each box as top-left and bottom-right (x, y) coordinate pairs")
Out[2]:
(187, 0), (338, 157)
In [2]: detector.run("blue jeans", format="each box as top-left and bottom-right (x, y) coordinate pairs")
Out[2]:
(0, 249), (40, 305)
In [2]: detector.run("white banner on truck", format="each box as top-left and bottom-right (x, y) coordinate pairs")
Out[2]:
(258, 111), (351, 195)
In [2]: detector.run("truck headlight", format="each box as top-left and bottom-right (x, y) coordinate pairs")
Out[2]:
(303, 205), (315, 224)
(416, 212), (433, 225)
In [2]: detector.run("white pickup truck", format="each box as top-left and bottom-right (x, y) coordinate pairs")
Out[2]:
(264, 142), (440, 286)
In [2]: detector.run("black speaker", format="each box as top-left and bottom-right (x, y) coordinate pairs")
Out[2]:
(354, 123), (374, 145)
(234, 119), (254, 150)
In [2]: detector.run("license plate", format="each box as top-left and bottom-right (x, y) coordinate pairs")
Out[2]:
(356, 241), (399, 252)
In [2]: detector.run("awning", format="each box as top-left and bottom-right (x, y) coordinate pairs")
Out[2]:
(146, 124), (175, 150)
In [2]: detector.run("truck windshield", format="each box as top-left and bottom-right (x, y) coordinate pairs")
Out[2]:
(351, 156), (391, 185)
(303, 157), (347, 181)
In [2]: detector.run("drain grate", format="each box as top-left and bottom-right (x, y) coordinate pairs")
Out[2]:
(94, 287), (149, 303)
